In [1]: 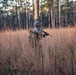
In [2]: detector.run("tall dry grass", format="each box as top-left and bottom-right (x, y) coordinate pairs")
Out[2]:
(0, 28), (76, 75)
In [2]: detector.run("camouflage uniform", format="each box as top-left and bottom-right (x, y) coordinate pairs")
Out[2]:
(29, 20), (50, 47)
(29, 20), (49, 40)
(29, 21), (44, 40)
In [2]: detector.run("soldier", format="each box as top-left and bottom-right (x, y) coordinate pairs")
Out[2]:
(29, 20), (50, 41)
(29, 20), (42, 40)
(28, 20), (51, 48)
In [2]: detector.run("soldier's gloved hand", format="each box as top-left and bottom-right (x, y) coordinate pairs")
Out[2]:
(43, 34), (45, 37)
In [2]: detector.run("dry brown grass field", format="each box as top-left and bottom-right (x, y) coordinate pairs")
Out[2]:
(0, 28), (76, 75)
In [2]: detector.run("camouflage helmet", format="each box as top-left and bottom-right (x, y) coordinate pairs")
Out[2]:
(34, 20), (40, 28)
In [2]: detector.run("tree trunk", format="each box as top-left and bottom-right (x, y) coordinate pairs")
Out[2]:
(48, 8), (51, 28)
(16, 5), (19, 29)
(52, 0), (56, 28)
(65, 0), (69, 27)
(26, 0), (28, 29)
(59, 0), (61, 27)
(0, 11), (1, 28)
(40, 0), (42, 28)
(51, 7), (53, 27)
(65, 11), (68, 26)
(48, 12), (51, 28)
(73, 12), (76, 25)
(18, 10), (20, 29)
(34, 0), (39, 20)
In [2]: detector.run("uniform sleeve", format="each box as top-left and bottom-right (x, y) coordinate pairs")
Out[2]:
(32, 28), (39, 33)
(32, 28), (45, 35)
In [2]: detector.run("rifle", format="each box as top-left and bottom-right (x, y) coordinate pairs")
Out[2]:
(29, 28), (52, 41)
(42, 31), (52, 37)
